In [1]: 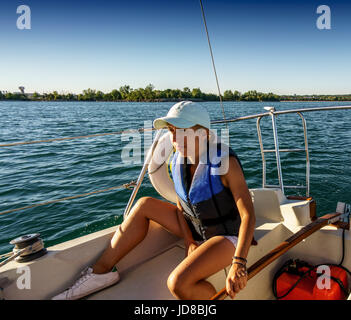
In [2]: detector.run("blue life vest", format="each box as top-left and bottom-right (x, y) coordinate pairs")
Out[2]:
(171, 143), (243, 241)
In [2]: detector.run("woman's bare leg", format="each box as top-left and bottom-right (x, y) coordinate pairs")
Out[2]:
(92, 197), (183, 274)
(167, 236), (235, 300)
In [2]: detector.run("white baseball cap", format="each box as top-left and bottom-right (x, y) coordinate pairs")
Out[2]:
(153, 101), (211, 130)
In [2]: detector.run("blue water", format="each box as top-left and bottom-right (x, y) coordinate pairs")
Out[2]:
(0, 101), (350, 255)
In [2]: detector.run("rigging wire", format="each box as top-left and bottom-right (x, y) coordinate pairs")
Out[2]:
(199, 0), (228, 128)
(0, 127), (152, 148)
(0, 180), (136, 216)
(199, 0), (229, 281)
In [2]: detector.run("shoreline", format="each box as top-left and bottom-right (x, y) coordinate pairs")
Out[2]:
(1, 99), (351, 103)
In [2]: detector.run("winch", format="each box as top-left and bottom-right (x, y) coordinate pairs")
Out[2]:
(0, 233), (47, 267)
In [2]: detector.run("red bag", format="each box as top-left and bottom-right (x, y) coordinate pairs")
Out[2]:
(273, 259), (349, 300)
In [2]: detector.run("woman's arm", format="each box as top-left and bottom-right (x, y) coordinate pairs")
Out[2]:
(176, 197), (198, 256)
(221, 156), (255, 259)
(221, 156), (256, 298)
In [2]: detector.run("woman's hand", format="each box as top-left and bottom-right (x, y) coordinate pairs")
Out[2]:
(185, 241), (199, 257)
(226, 262), (248, 299)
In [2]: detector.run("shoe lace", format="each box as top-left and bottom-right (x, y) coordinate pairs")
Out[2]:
(65, 267), (93, 297)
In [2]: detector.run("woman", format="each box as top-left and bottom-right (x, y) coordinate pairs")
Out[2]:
(52, 101), (255, 300)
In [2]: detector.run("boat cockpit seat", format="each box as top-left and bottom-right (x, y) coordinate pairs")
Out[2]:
(250, 188), (284, 242)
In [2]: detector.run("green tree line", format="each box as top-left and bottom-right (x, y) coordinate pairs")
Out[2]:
(1, 85), (350, 102)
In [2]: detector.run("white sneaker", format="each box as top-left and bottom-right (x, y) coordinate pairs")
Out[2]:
(51, 267), (120, 300)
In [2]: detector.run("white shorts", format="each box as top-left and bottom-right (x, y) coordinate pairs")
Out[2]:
(196, 235), (238, 248)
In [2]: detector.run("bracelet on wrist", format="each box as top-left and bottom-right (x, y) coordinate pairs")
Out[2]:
(232, 256), (247, 263)
(231, 261), (247, 268)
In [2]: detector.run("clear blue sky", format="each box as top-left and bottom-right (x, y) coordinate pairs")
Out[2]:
(0, 0), (350, 95)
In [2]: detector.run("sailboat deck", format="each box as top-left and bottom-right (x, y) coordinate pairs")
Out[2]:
(2, 189), (333, 300)
(86, 218), (280, 300)
(87, 244), (185, 300)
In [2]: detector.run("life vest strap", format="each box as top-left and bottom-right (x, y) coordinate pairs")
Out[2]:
(201, 212), (236, 226)
(183, 210), (235, 227)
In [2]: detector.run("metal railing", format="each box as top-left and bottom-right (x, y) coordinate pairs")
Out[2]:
(256, 107), (310, 196)
(212, 105), (351, 197)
